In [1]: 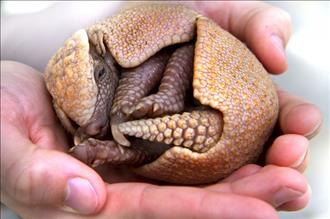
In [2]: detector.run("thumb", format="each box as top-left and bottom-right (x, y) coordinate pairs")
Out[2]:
(1, 123), (107, 215)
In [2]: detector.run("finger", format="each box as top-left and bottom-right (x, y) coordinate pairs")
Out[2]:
(277, 88), (322, 139)
(103, 183), (278, 219)
(221, 164), (261, 183)
(1, 122), (106, 215)
(277, 184), (311, 211)
(266, 134), (309, 172)
(207, 165), (308, 209)
(188, 1), (292, 74)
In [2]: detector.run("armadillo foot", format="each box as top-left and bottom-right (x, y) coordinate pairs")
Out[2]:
(69, 138), (147, 167)
(130, 43), (195, 119)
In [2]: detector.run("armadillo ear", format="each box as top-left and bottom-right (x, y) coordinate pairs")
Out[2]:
(45, 29), (98, 126)
(87, 4), (199, 68)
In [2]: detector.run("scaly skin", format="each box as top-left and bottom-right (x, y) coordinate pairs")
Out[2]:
(44, 4), (279, 184)
(69, 138), (148, 167)
(75, 46), (119, 142)
(131, 43), (195, 119)
(110, 49), (171, 146)
(110, 49), (171, 121)
(87, 4), (198, 68)
(70, 137), (172, 168)
(45, 30), (98, 128)
(119, 110), (223, 153)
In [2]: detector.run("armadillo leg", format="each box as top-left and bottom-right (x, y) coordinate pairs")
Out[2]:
(69, 138), (148, 167)
(131, 43), (195, 119)
(118, 109), (223, 153)
(110, 49), (171, 146)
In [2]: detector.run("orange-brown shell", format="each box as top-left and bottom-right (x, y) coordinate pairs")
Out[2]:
(135, 16), (278, 184)
(45, 30), (98, 126)
(45, 4), (278, 184)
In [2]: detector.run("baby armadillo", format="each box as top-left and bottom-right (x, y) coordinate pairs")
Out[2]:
(44, 4), (278, 184)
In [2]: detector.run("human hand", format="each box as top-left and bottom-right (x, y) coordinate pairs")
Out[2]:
(1, 2), (322, 219)
(188, 0), (321, 175)
(93, 2), (322, 218)
(187, 0), (322, 211)
(1, 61), (289, 219)
(1, 61), (107, 218)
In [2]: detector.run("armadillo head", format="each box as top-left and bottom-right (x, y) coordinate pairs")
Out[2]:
(44, 29), (117, 137)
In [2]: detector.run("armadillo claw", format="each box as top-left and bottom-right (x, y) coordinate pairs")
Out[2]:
(110, 122), (131, 147)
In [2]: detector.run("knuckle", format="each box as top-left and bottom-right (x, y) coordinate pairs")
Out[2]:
(267, 166), (306, 189)
(13, 154), (51, 204)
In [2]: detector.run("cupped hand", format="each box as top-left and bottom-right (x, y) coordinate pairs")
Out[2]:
(1, 61), (107, 217)
(1, 1), (322, 219)
(0, 61), (281, 219)
(189, 1), (321, 172)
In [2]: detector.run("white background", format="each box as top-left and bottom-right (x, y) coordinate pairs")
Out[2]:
(1, 1), (329, 219)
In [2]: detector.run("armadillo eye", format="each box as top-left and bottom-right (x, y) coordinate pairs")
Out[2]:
(95, 67), (106, 81)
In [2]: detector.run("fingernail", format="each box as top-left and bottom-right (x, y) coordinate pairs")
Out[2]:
(64, 177), (98, 214)
(291, 148), (308, 168)
(273, 187), (304, 207)
(271, 34), (285, 56)
(307, 184), (312, 197)
(305, 120), (322, 139)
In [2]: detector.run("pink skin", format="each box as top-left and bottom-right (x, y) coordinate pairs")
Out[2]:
(0, 1), (322, 218)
